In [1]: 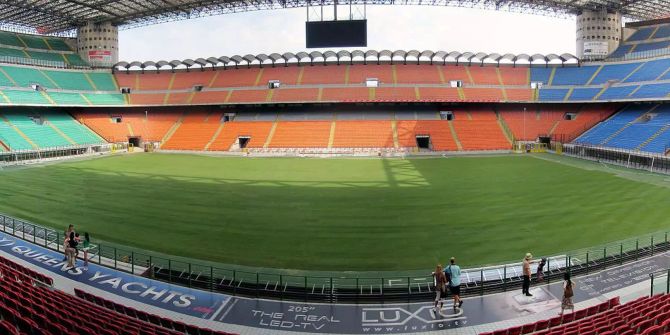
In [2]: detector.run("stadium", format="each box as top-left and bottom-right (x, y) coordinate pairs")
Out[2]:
(3, 0), (670, 334)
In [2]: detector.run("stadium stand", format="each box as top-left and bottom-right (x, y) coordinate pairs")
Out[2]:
(552, 105), (616, 142)
(0, 255), (233, 335)
(539, 89), (570, 101)
(300, 65), (347, 85)
(209, 121), (273, 150)
(394, 65), (442, 84)
(568, 87), (602, 101)
(161, 111), (223, 150)
(498, 67), (528, 86)
(348, 64), (394, 84)
(529, 67), (553, 85)
(332, 120), (394, 148)
(598, 85), (638, 100)
(623, 58), (670, 82)
(481, 294), (670, 335)
(590, 63), (640, 84)
(2, 112), (71, 148)
(551, 66), (600, 85)
(500, 107), (563, 141)
(76, 109), (181, 143)
(468, 66), (500, 85)
(396, 120), (458, 150)
(267, 121), (331, 147)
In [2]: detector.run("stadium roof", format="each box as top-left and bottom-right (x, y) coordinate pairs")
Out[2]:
(0, 0), (667, 35)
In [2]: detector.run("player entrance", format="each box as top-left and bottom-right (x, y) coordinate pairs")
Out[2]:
(128, 137), (141, 148)
(416, 135), (431, 150)
(238, 136), (250, 149)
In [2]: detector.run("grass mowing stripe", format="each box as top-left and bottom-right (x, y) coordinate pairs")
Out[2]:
(0, 153), (668, 271)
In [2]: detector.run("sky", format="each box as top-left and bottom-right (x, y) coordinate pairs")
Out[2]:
(118, 6), (576, 62)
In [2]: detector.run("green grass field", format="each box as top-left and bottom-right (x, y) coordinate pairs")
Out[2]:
(1, 153), (669, 272)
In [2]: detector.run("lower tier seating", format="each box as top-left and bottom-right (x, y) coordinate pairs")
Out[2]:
(1, 110), (103, 150)
(481, 294), (670, 335)
(0, 255), (234, 335)
(574, 104), (670, 153)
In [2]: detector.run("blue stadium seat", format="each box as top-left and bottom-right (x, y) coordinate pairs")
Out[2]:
(598, 86), (638, 100)
(630, 84), (670, 99)
(608, 45), (633, 59)
(530, 67), (552, 84)
(590, 63), (641, 84)
(624, 58), (670, 82)
(538, 88), (569, 101)
(633, 41), (670, 52)
(640, 128), (670, 153)
(574, 105), (652, 145)
(628, 27), (656, 41)
(606, 123), (664, 149)
(653, 24), (670, 39)
(552, 66), (599, 85)
(568, 88), (601, 101)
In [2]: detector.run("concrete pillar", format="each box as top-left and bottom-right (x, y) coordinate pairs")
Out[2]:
(576, 10), (622, 60)
(76, 21), (119, 67)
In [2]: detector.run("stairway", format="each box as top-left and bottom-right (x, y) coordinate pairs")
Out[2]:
(636, 124), (670, 150)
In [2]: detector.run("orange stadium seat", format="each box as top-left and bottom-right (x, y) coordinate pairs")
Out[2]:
(128, 93), (165, 105)
(463, 88), (504, 101)
(505, 88), (533, 101)
(300, 65), (347, 85)
(348, 65), (394, 84)
(453, 119), (510, 150)
(114, 73), (137, 90)
(332, 121), (394, 147)
(75, 112), (129, 142)
(191, 91), (229, 104)
(136, 72), (172, 90)
(258, 66), (301, 85)
(499, 67), (529, 86)
(166, 92), (192, 105)
(161, 111), (223, 150)
(171, 70), (217, 90)
(228, 90), (269, 103)
(396, 120), (458, 150)
(268, 121), (331, 148)
(442, 66), (472, 84)
(211, 67), (261, 88)
(467, 66), (500, 85)
(271, 88), (319, 102)
(75, 109), (179, 142)
(500, 106), (565, 141)
(375, 87), (418, 101)
(210, 121), (274, 150)
(452, 108), (498, 120)
(552, 105), (616, 142)
(321, 87), (370, 102)
(418, 87), (461, 101)
(394, 65), (442, 84)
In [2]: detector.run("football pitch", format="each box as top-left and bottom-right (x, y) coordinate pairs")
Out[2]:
(1, 153), (669, 272)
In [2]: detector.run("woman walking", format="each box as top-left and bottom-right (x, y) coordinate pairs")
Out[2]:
(561, 272), (576, 315)
(433, 264), (447, 311)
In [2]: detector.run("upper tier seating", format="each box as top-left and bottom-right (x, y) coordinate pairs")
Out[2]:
(608, 22), (670, 59)
(551, 66), (599, 85)
(0, 255), (233, 335)
(568, 87), (602, 101)
(0, 30), (89, 68)
(590, 63), (640, 84)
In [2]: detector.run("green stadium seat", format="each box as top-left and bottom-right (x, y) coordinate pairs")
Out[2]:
(3, 112), (70, 148)
(0, 31), (24, 48)
(1, 66), (56, 88)
(45, 38), (73, 52)
(18, 34), (49, 50)
(0, 47), (28, 59)
(42, 111), (103, 145)
(0, 121), (34, 150)
(42, 70), (93, 91)
(87, 72), (117, 91)
(83, 93), (125, 105)
(47, 92), (89, 105)
(64, 54), (89, 67)
(2, 90), (51, 105)
(26, 50), (66, 64)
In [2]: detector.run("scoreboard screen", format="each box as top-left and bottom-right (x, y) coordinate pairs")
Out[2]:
(306, 20), (367, 48)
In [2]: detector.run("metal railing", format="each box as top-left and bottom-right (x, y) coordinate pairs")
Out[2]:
(560, 143), (670, 175)
(2, 213), (670, 303)
(0, 144), (112, 164)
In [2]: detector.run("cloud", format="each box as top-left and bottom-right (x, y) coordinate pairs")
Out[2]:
(119, 6), (576, 61)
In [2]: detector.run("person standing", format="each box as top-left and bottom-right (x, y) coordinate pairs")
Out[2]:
(432, 265), (447, 311)
(446, 257), (463, 309)
(63, 225), (74, 261)
(561, 272), (576, 315)
(537, 258), (547, 282)
(522, 253), (533, 297)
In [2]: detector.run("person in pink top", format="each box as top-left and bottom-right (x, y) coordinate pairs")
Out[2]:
(522, 253), (533, 297)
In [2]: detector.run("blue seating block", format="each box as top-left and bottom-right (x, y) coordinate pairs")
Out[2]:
(552, 66), (599, 85)
(630, 84), (670, 99)
(598, 86), (637, 100)
(624, 58), (670, 82)
(628, 27), (655, 41)
(538, 89), (569, 101)
(568, 88), (601, 101)
(590, 63), (641, 84)
(530, 67), (552, 84)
